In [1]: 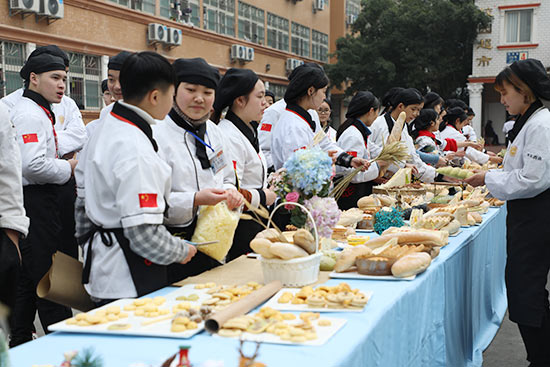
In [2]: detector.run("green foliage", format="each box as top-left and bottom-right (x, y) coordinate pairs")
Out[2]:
(326, 0), (491, 98)
(72, 348), (104, 367)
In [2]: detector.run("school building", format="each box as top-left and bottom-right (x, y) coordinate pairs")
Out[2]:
(470, 0), (550, 143)
(0, 0), (360, 123)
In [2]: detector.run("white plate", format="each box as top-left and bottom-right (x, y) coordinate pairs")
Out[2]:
(263, 288), (373, 313)
(449, 229), (462, 237)
(49, 284), (220, 339)
(214, 316), (347, 346)
(330, 271), (416, 281)
(356, 229), (374, 234)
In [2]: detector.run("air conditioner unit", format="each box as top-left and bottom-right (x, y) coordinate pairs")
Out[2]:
(286, 58), (304, 72)
(346, 14), (356, 25)
(313, 0), (325, 12)
(245, 47), (255, 62)
(230, 44), (247, 62)
(148, 23), (168, 44)
(9, 0), (40, 13)
(39, 0), (64, 19)
(167, 27), (182, 46)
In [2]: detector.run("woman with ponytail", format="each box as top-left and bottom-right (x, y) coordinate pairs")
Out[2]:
(335, 91), (390, 209)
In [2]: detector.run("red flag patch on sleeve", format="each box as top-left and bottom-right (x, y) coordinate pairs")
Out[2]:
(232, 160), (237, 170)
(139, 193), (158, 208)
(347, 151), (358, 157)
(22, 134), (38, 144)
(260, 123), (272, 132)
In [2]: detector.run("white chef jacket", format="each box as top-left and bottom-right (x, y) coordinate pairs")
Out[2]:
(440, 125), (489, 164)
(325, 125), (337, 142)
(369, 114), (436, 182)
(486, 107), (550, 201)
(258, 99), (321, 168)
(218, 117), (267, 208)
(271, 107), (343, 170)
(153, 116), (235, 227)
(462, 125), (477, 142)
(83, 101), (172, 298)
(0, 103), (29, 236)
(335, 125), (380, 183)
(10, 96), (71, 186)
(2, 88), (87, 156)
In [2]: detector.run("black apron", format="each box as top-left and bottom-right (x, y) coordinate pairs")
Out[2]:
(79, 226), (167, 297)
(337, 182), (374, 210)
(506, 188), (550, 327)
(165, 220), (220, 284)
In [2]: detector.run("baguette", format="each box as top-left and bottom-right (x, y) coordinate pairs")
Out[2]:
(387, 111), (406, 144)
(391, 252), (432, 278)
(250, 238), (275, 259)
(361, 228), (448, 248)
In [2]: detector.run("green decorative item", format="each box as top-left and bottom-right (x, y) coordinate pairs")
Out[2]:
(374, 207), (404, 235)
(72, 348), (104, 367)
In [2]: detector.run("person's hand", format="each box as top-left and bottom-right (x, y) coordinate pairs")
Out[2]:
(225, 189), (244, 210)
(463, 171), (486, 187)
(489, 156), (503, 164)
(69, 158), (78, 176)
(487, 151), (496, 157)
(351, 157), (370, 171)
(4, 229), (22, 263)
(180, 244), (197, 264)
(467, 142), (483, 151)
(436, 156), (448, 167)
(447, 150), (466, 159)
(328, 150), (338, 163)
(405, 163), (419, 176)
(62, 152), (76, 160)
(263, 188), (277, 206)
(194, 188), (227, 207)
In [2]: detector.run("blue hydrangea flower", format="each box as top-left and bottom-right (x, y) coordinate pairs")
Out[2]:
(284, 147), (333, 196)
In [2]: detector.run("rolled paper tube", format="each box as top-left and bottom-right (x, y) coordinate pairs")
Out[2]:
(205, 280), (282, 333)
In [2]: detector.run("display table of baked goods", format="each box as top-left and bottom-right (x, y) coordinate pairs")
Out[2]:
(9, 207), (507, 367)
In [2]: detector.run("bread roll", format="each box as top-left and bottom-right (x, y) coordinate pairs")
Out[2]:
(364, 228), (448, 248)
(391, 252), (432, 278)
(357, 196), (381, 210)
(441, 219), (461, 235)
(470, 212), (482, 224)
(250, 238), (275, 259)
(255, 228), (284, 243)
(334, 245), (373, 273)
(269, 242), (309, 260)
(293, 229), (316, 254)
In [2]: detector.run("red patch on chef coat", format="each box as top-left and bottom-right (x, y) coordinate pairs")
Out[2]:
(22, 134), (38, 144)
(260, 123), (272, 132)
(232, 160), (237, 170)
(293, 146), (306, 152)
(347, 151), (358, 157)
(139, 193), (158, 208)
(144, 259), (152, 266)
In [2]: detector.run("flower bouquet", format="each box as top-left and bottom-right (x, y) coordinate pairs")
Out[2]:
(268, 147), (340, 236)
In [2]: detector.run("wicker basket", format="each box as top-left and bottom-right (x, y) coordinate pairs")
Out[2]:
(260, 202), (321, 287)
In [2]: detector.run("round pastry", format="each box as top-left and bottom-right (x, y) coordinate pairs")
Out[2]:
(306, 295), (326, 308)
(355, 255), (394, 276)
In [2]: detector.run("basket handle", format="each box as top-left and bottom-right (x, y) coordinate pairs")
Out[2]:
(267, 202), (319, 254)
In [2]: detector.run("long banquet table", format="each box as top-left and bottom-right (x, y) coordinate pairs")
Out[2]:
(9, 207), (507, 367)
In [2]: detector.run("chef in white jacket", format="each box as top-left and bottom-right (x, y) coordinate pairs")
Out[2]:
(9, 53), (76, 347)
(154, 57), (243, 282)
(465, 59), (550, 366)
(369, 88), (436, 182)
(258, 63), (322, 171)
(271, 65), (369, 172)
(212, 68), (277, 260)
(439, 107), (501, 165)
(336, 91), (390, 209)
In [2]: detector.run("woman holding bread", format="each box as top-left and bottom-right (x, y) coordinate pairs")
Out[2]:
(335, 91), (389, 209)
(153, 58), (244, 282)
(212, 68), (277, 261)
(465, 59), (550, 366)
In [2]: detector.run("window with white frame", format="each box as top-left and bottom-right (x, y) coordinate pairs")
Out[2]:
(312, 30), (328, 62)
(160, 0), (200, 26)
(291, 22), (310, 58)
(203, 0), (235, 37)
(110, 0), (156, 14)
(0, 41), (26, 98)
(267, 13), (289, 52)
(505, 9), (533, 43)
(238, 2), (265, 45)
(67, 52), (101, 110)
(346, 0), (360, 25)
(268, 82), (286, 101)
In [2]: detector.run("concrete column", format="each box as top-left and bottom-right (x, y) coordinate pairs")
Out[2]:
(101, 55), (109, 82)
(25, 43), (36, 58)
(467, 82), (484, 139)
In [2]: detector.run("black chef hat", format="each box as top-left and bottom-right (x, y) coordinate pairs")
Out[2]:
(444, 107), (468, 124)
(288, 62), (323, 81)
(108, 51), (132, 71)
(510, 59), (550, 100)
(423, 92), (443, 110)
(346, 91), (380, 118)
(28, 45), (69, 67)
(213, 68), (259, 115)
(284, 66), (328, 104)
(20, 53), (66, 81)
(101, 79), (108, 93)
(173, 57), (220, 90)
(265, 90), (275, 100)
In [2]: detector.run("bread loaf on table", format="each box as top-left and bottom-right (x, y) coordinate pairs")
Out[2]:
(391, 252), (432, 278)
(250, 238), (275, 259)
(269, 242), (309, 260)
(361, 227), (448, 249)
(334, 245), (373, 273)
